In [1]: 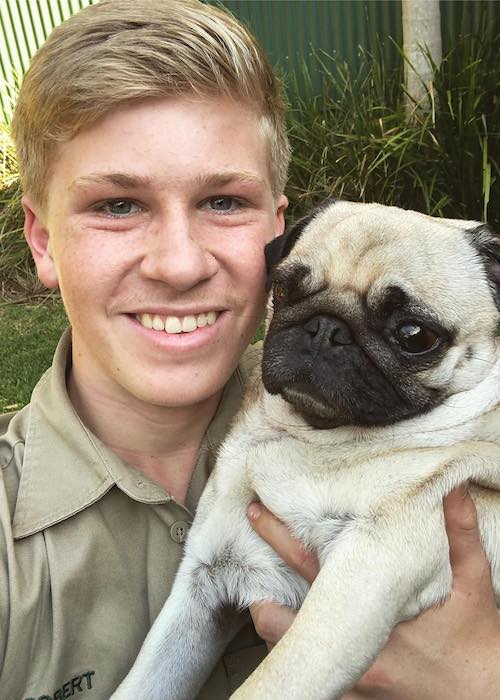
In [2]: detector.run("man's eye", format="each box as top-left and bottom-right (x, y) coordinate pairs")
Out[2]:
(99, 200), (142, 217)
(204, 196), (241, 213)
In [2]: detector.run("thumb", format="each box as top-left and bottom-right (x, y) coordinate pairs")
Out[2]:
(249, 601), (297, 648)
(444, 485), (490, 587)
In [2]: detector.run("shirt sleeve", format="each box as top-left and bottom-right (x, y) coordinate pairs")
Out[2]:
(0, 469), (11, 674)
(0, 420), (21, 683)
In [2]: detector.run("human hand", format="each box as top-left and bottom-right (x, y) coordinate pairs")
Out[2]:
(247, 488), (500, 698)
(344, 486), (500, 699)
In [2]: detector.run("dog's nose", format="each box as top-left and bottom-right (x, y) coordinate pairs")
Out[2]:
(303, 314), (353, 347)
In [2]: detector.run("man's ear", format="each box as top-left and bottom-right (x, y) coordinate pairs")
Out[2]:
(22, 196), (59, 289)
(274, 194), (288, 238)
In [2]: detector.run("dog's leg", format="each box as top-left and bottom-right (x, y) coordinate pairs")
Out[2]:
(232, 505), (451, 700)
(112, 495), (308, 700)
(111, 549), (241, 700)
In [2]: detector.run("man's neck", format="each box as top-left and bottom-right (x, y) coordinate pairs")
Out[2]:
(67, 370), (222, 504)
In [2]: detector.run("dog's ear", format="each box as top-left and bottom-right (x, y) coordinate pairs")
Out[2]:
(466, 223), (500, 310)
(265, 199), (338, 278)
(264, 213), (312, 275)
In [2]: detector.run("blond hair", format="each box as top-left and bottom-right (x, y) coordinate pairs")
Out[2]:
(12, 0), (289, 206)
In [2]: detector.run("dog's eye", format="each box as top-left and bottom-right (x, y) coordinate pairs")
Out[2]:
(273, 283), (287, 304)
(394, 323), (439, 354)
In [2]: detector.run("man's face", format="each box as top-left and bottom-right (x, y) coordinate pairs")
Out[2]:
(26, 97), (287, 408)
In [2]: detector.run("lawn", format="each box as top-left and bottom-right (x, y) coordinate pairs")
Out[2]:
(0, 299), (68, 413)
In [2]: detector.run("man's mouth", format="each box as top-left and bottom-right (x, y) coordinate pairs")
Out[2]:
(135, 311), (219, 334)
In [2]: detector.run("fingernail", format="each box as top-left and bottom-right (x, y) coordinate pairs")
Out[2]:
(247, 503), (262, 521)
(458, 482), (469, 498)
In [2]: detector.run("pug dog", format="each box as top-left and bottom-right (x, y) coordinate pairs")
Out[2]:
(113, 201), (500, 700)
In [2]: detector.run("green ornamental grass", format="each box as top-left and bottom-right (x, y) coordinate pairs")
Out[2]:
(285, 30), (499, 226)
(0, 122), (43, 300)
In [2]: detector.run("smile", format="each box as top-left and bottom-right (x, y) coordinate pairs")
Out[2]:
(136, 311), (219, 334)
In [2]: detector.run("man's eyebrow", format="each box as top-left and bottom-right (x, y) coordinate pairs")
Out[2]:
(70, 171), (266, 192)
(70, 172), (154, 191)
(194, 171), (266, 188)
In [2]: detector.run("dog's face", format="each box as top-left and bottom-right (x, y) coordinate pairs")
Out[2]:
(262, 201), (500, 429)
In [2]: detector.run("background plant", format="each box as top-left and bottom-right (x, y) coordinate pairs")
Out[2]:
(0, 122), (48, 300)
(286, 29), (499, 226)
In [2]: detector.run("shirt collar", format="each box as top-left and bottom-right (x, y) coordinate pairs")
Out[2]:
(12, 329), (247, 539)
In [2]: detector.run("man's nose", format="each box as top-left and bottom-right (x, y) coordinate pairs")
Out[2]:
(140, 213), (219, 291)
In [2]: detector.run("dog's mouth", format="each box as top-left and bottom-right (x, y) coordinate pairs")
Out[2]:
(280, 384), (344, 429)
(261, 307), (450, 429)
(262, 346), (445, 429)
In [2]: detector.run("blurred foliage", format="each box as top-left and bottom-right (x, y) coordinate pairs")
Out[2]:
(286, 30), (499, 228)
(0, 123), (48, 300)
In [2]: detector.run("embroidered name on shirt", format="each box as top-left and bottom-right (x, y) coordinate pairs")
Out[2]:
(25, 670), (95, 700)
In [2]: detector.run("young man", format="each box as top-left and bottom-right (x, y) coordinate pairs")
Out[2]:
(1, 1), (498, 698)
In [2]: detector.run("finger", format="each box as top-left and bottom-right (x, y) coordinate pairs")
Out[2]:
(444, 486), (480, 560)
(444, 484), (477, 535)
(443, 486), (491, 587)
(247, 503), (319, 583)
(250, 600), (297, 647)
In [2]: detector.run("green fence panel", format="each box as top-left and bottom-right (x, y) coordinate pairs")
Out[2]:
(0, 0), (94, 119)
(221, 0), (499, 88)
(221, 0), (402, 78)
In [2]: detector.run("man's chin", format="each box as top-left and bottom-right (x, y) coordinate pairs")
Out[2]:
(116, 373), (227, 411)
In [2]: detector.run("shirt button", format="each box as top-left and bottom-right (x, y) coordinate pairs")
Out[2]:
(170, 521), (189, 544)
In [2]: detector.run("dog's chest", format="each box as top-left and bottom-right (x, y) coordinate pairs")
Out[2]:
(240, 427), (468, 559)
(243, 436), (379, 556)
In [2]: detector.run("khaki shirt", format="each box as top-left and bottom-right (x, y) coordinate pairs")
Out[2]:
(0, 330), (265, 700)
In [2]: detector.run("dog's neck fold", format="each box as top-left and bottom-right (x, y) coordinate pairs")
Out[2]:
(259, 351), (500, 450)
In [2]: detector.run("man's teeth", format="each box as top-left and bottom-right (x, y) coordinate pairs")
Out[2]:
(137, 311), (218, 334)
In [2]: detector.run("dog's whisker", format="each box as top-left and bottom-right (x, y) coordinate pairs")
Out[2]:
(467, 354), (496, 365)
